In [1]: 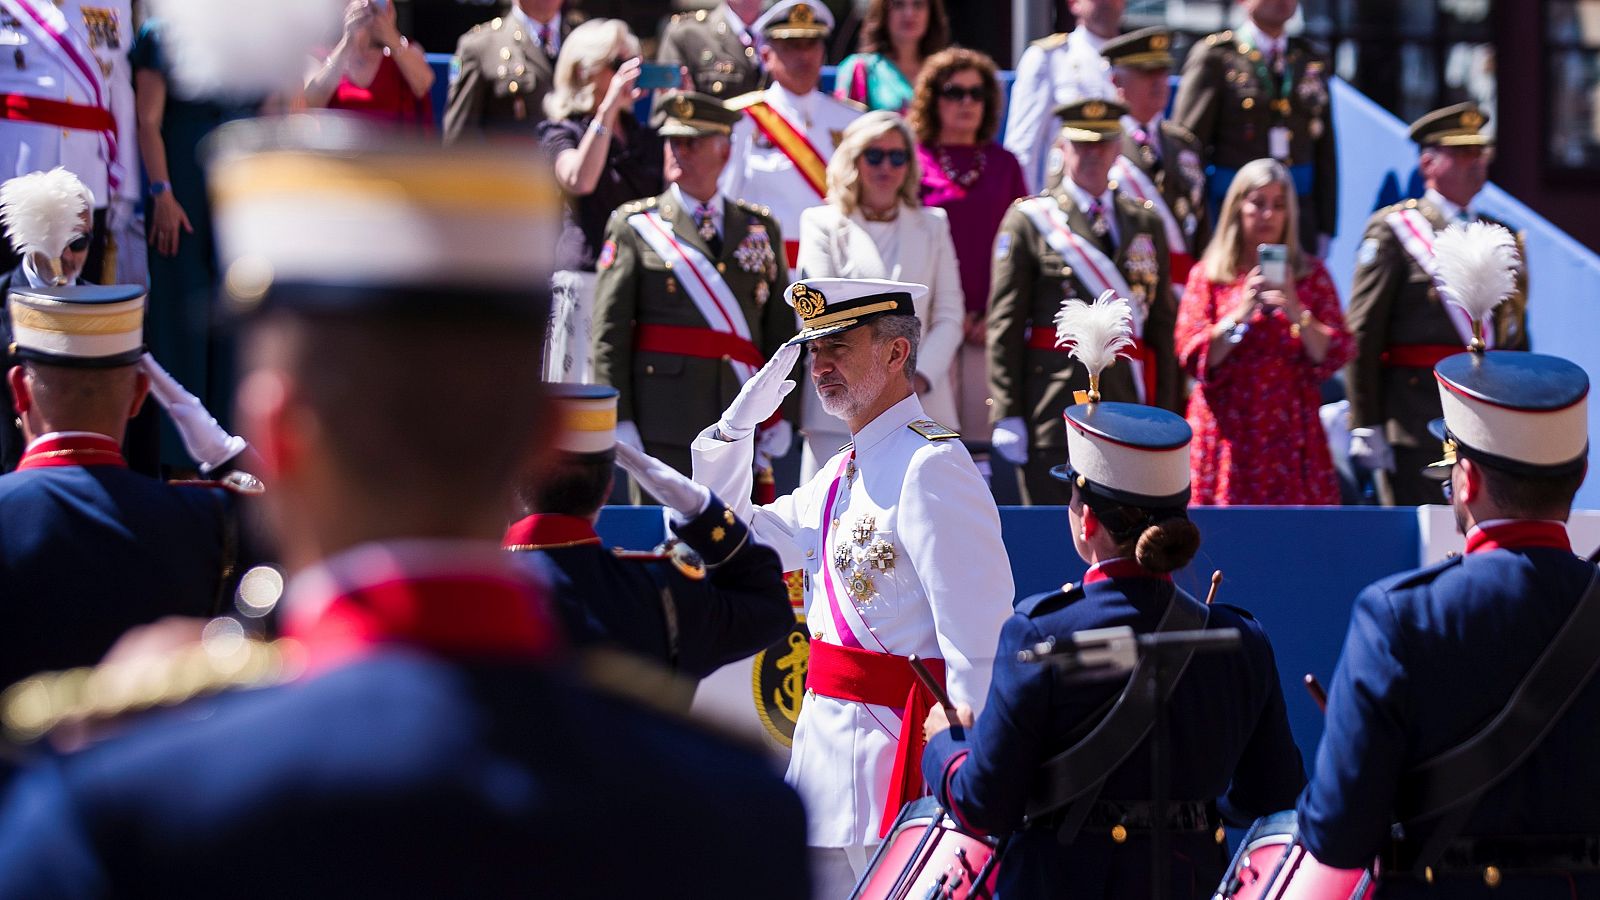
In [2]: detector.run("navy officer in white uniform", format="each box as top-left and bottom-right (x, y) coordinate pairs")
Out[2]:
(690, 277), (1013, 896)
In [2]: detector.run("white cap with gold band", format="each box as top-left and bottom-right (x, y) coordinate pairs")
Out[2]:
(7, 285), (146, 368)
(550, 384), (619, 455)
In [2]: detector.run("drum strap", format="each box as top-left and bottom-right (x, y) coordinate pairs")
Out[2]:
(1022, 588), (1209, 845)
(1398, 566), (1600, 874)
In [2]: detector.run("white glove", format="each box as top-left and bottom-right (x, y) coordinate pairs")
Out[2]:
(1349, 427), (1395, 472)
(717, 343), (801, 441)
(614, 441), (710, 520)
(139, 354), (246, 474)
(615, 420), (645, 453)
(755, 418), (793, 460)
(991, 417), (1029, 466)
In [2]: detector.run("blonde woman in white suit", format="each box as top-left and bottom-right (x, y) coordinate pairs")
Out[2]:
(795, 110), (965, 479)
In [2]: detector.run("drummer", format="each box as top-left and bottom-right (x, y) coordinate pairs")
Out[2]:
(921, 296), (1306, 898)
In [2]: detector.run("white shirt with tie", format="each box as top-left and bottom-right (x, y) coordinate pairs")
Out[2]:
(509, 4), (561, 57)
(1063, 178), (1120, 249)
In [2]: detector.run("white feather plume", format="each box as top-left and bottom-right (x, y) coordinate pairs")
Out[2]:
(149, 0), (341, 100)
(0, 168), (88, 259)
(1432, 221), (1519, 342)
(1053, 290), (1135, 382)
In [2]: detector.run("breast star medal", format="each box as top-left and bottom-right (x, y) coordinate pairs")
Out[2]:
(848, 571), (875, 607)
(851, 514), (876, 545)
(865, 538), (896, 572)
(833, 541), (853, 574)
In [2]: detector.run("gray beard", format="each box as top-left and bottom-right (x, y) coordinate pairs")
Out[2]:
(817, 363), (889, 426)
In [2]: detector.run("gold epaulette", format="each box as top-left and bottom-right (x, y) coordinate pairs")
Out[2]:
(735, 198), (774, 218)
(1207, 30), (1234, 47)
(1031, 32), (1070, 50)
(1, 629), (304, 744)
(907, 419), (960, 441)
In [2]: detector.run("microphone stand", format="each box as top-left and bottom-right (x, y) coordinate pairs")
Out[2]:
(1020, 626), (1243, 900)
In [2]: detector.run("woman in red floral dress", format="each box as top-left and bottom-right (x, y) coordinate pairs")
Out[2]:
(1176, 159), (1353, 505)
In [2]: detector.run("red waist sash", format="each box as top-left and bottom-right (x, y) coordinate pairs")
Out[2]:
(634, 322), (765, 368)
(2, 93), (116, 133)
(1380, 343), (1462, 369)
(1170, 251), (1196, 287)
(809, 640), (947, 838)
(1025, 327), (1159, 404)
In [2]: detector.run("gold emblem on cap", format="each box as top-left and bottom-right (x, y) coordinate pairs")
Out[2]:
(791, 282), (827, 320)
(791, 3), (815, 24)
(1461, 109), (1485, 129)
(1083, 100), (1108, 120)
(1151, 34), (1170, 50)
(670, 94), (694, 119)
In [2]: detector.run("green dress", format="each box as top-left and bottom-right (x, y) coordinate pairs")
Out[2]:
(128, 20), (258, 467)
(832, 53), (915, 113)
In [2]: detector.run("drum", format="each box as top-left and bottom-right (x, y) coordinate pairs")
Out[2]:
(1213, 810), (1376, 900)
(850, 796), (1003, 900)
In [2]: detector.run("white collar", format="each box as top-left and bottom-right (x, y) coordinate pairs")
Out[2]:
(769, 82), (816, 113)
(671, 182), (722, 215)
(1064, 178), (1115, 217)
(510, 5), (561, 42)
(1424, 188), (1473, 222)
(1071, 24), (1112, 52)
(25, 430), (117, 452)
(1239, 19), (1286, 57)
(851, 391), (924, 459)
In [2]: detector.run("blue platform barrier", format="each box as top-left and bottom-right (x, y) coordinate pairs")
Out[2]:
(598, 504), (1420, 773)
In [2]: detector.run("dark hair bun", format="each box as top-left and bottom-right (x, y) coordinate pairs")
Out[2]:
(1134, 517), (1201, 574)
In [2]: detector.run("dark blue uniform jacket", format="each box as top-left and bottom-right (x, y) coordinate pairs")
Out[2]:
(1299, 533), (1600, 899)
(924, 569), (1306, 899)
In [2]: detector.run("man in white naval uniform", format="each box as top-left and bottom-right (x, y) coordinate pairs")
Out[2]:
(691, 277), (1013, 897)
(1004, 0), (1124, 193)
(0, 0), (135, 282)
(720, 0), (861, 270)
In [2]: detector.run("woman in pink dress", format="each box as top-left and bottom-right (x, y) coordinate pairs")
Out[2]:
(1175, 158), (1353, 505)
(305, 0), (434, 132)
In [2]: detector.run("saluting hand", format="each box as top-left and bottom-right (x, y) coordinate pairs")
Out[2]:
(717, 342), (801, 441)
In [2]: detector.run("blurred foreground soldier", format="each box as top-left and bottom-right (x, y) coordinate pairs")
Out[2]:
(0, 281), (250, 691)
(691, 277), (1013, 897)
(721, 0), (861, 269)
(505, 383), (792, 689)
(0, 115), (808, 899)
(441, 0), (571, 143)
(988, 99), (1178, 506)
(1299, 224), (1599, 897)
(924, 296), (1304, 898)
(1344, 103), (1528, 506)
(0, 168), (249, 475)
(590, 91), (793, 487)
(1103, 27), (1211, 282)
(656, 0), (766, 100)
(1002, 0), (1122, 193)
(1173, 0), (1336, 256)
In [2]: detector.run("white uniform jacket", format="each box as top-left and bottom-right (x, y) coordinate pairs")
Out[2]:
(692, 392), (1013, 847)
(719, 83), (860, 262)
(1003, 26), (1117, 194)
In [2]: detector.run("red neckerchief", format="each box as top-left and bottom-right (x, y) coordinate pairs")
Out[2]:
(1082, 557), (1173, 585)
(1465, 520), (1572, 555)
(501, 514), (601, 551)
(282, 556), (563, 673)
(16, 433), (127, 470)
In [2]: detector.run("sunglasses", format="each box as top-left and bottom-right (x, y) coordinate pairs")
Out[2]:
(938, 85), (985, 104)
(862, 148), (909, 167)
(66, 233), (91, 254)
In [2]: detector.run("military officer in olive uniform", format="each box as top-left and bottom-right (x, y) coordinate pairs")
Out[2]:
(1343, 103), (1529, 507)
(590, 92), (796, 481)
(1173, 0), (1336, 256)
(655, 0), (766, 101)
(988, 99), (1179, 507)
(1103, 27), (1212, 278)
(441, 0), (572, 144)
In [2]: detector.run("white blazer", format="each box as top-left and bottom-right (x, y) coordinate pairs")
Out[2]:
(795, 203), (966, 431)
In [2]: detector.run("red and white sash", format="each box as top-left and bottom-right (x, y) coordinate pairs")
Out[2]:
(628, 209), (758, 383)
(1017, 196), (1147, 403)
(815, 452), (888, 657)
(1112, 157), (1186, 255)
(7, 0), (122, 194)
(1385, 207), (1489, 349)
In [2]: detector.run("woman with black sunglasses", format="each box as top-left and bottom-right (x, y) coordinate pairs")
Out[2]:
(909, 48), (1028, 439)
(793, 110), (965, 479)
